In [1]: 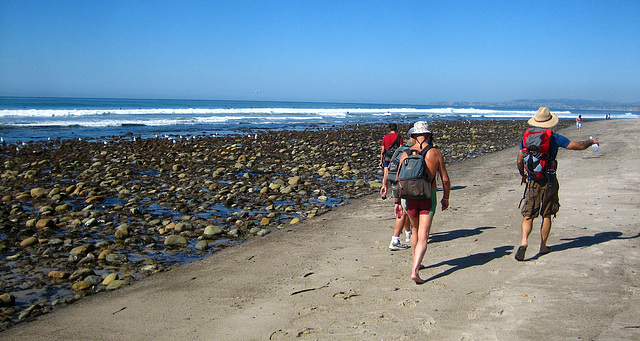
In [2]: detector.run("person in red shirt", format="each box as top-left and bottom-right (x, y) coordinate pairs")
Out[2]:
(380, 123), (409, 251)
(380, 123), (402, 168)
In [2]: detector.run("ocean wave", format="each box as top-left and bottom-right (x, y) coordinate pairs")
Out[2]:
(0, 107), (551, 118)
(0, 107), (636, 128)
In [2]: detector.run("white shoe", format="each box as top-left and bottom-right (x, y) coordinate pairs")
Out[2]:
(389, 241), (410, 251)
(405, 233), (412, 243)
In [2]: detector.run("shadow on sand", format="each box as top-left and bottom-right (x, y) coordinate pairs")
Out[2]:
(430, 226), (495, 244)
(526, 231), (640, 261)
(423, 245), (513, 282)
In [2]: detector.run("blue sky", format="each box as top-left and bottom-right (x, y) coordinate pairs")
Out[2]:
(1, 1), (638, 104)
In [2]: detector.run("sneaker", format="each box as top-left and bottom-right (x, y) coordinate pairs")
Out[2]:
(405, 232), (412, 243)
(389, 241), (410, 251)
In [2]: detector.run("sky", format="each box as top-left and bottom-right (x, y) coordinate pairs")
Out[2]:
(0, 1), (639, 105)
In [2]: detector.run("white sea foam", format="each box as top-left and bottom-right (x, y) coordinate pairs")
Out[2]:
(0, 107), (550, 118)
(0, 107), (635, 128)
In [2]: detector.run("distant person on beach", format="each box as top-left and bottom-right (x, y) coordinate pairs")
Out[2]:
(381, 125), (416, 250)
(394, 121), (450, 284)
(380, 123), (402, 169)
(515, 107), (599, 261)
(576, 115), (582, 131)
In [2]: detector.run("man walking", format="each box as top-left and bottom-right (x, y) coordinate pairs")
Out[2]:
(381, 126), (415, 250)
(380, 123), (402, 169)
(515, 107), (599, 261)
(394, 121), (450, 283)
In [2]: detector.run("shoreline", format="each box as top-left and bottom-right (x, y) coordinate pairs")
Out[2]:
(2, 119), (636, 338)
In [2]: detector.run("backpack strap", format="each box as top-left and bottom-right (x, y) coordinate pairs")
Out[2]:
(420, 145), (432, 157)
(389, 134), (401, 150)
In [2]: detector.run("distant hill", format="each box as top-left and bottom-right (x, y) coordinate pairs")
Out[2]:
(432, 99), (640, 111)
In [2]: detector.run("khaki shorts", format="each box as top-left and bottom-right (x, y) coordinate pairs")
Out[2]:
(521, 178), (560, 218)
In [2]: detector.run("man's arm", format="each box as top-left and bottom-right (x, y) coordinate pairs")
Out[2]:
(517, 150), (526, 184)
(566, 137), (598, 150)
(380, 166), (389, 198)
(437, 150), (450, 211)
(393, 152), (408, 217)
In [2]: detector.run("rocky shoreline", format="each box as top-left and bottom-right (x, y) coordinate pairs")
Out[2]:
(0, 119), (569, 330)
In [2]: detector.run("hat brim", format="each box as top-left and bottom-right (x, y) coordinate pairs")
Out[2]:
(528, 113), (559, 128)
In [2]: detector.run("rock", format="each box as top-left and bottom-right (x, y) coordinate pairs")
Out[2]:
(269, 183), (281, 190)
(317, 196), (328, 202)
(114, 226), (129, 239)
(85, 196), (104, 203)
(20, 236), (38, 247)
(70, 244), (95, 256)
(368, 180), (383, 188)
(84, 275), (103, 286)
(48, 271), (70, 280)
(195, 240), (208, 251)
(164, 235), (188, 247)
(260, 217), (270, 225)
(69, 268), (96, 281)
(290, 218), (301, 225)
(98, 249), (112, 259)
(55, 203), (72, 212)
(36, 218), (56, 229)
(102, 273), (119, 286)
(48, 238), (63, 245)
(106, 280), (130, 290)
(105, 253), (128, 265)
(203, 225), (223, 237)
(0, 293), (16, 307)
(256, 229), (270, 236)
(30, 187), (48, 198)
(249, 227), (261, 234)
(288, 176), (301, 186)
(140, 264), (158, 273)
(71, 280), (93, 291)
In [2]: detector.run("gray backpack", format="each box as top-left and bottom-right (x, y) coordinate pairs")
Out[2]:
(397, 146), (433, 200)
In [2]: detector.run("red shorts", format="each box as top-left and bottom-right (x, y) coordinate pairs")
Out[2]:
(405, 189), (437, 217)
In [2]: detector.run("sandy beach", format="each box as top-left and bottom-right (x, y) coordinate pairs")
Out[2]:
(2, 118), (639, 340)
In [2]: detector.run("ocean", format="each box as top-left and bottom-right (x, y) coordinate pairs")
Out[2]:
(1, 96), (637, 144)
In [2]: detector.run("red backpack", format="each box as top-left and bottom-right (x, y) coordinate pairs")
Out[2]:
(522, 128), (556, 179)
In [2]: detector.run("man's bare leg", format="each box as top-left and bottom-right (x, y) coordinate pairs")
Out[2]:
(516, 216), (534, 261)
(411, 214), (433, 284)
(403, 212), (412, 241)
(392, 213), (405, 238)
(539, 216), (553, 254)
(521, 216), (534, 247)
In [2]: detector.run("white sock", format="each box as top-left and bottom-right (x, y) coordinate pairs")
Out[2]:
(406, 231), (411, 237)
(392, 236), (400, 244)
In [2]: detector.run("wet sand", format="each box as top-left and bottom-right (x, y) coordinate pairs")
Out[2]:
(2, 119), (639, 340)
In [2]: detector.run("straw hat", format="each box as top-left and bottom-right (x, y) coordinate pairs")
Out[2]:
(411, 121), (431, 135)
(528, 107), (559, 128)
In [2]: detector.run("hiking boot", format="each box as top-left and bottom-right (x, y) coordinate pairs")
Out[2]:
(389, 241), (410, 251)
